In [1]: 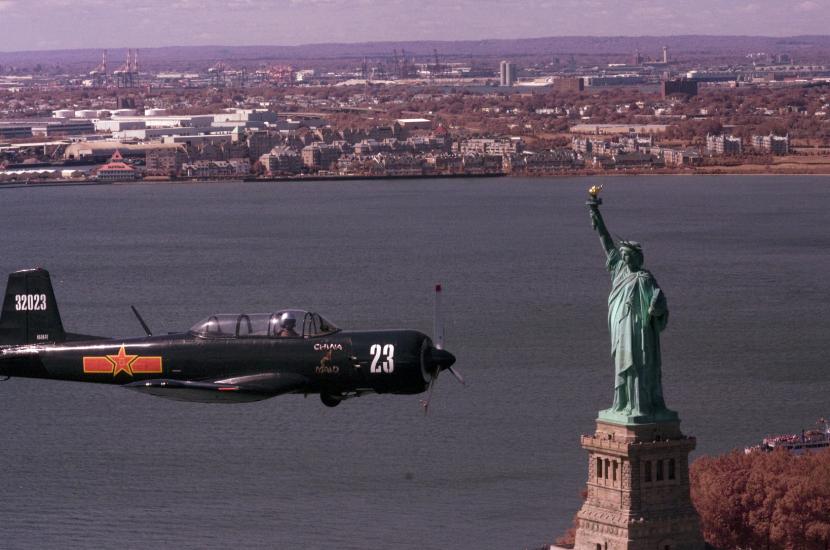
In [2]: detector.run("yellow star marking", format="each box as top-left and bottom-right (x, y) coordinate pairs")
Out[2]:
(107, 345), (138, 377)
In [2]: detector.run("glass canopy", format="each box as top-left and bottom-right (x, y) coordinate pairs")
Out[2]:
(189, 309), (338, 339)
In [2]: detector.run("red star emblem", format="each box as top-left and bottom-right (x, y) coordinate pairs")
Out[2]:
(107, 345), (138, 376)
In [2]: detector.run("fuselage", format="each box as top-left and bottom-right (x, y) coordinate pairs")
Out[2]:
(0, 329), (434, 398)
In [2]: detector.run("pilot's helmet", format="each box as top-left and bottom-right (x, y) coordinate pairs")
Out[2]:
(280, 312), (296, 329)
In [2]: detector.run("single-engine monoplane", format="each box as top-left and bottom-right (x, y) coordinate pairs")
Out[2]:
(0, 268), (460, 408)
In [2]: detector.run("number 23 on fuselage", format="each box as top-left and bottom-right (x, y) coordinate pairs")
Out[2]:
(0, 269), (458, 407)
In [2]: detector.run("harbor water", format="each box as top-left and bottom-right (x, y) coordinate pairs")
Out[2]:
(0, 176), (828, 549)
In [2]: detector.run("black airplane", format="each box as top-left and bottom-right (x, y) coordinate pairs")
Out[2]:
(0, 268), (460, 408)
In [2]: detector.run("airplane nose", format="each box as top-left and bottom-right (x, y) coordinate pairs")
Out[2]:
(430, 348), (456, 371)
(420, 342), (460, 388)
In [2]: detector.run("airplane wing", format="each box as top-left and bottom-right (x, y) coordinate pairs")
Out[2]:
(123, 372), (309, 403)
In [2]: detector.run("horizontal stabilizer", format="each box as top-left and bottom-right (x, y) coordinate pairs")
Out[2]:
(124, 372), (308, 403)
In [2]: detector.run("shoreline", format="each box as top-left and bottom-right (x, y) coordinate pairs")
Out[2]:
(2, 169), (830, 189)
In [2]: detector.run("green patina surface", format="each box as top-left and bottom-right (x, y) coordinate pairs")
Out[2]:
(587, 190), (678, 426)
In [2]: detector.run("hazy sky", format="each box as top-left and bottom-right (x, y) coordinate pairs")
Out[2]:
(1, 0), (828, 51)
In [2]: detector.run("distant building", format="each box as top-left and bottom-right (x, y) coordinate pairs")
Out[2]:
(64, 142), (172, 161)
(571, 137), (592, 154)
(182, 159), (250, 179)
(612, 151), (662, 169)
(353, 139), (385, 155)
(569, 124), (669, 135)
(657, 148), (703, 167)
(31, 120), (95, 137)
(520, 149), (577, 174)
(259, 146), (302, 175)
(0, 123), (33, 140)
(95, 150), (138, 181)
(552, 77), (584, 93)
(301, 143), (341, 171)
(373, 153), (424, 176)
(95, 119), (147, 132)
(117, 96), (137, 109)
(621, 134), (653, 152)
(145, 146), (186, 177)
(213, 108), (278, 126)
(227, 159), (251, 176)
(424, 153), (464, 175)
(706, 134), (742, 155)
(685, 70), (739, 83)
(162, 134), (233, 148)
(661, 78), (698, 99)
(190, 142), (225, 161)
(182, 160), (232, 179)
(395, 118), (432, 131)
(247, 131), (281, 161)
(405, 136), (448, 153)
(751, 134), (789, 155)
(459, 137), (523, 156)
(585, 75), (645, 87)
(588, 139), (623, 156)
(631, 49), (643, 66)
(462, 153), (504, 174)
(499, 61), (517, 87)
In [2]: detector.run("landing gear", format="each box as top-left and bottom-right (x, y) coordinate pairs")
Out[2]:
(320, 393), (341, 408)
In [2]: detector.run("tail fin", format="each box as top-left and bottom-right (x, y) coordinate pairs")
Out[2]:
(0, 268), (66, 346)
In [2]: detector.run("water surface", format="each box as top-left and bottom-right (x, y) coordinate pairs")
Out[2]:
(0, 176), (828, 549)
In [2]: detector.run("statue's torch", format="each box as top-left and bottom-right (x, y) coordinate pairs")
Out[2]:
(586, 184), (603, 208)
(587, 185), (603, 230)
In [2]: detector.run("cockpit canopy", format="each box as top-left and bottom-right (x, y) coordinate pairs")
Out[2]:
(189, 309), (339, 339)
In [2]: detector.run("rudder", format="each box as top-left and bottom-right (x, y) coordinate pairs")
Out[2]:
(0, 268), (66, 345)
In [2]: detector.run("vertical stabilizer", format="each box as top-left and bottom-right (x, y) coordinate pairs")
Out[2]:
(0, 268), (66, 345)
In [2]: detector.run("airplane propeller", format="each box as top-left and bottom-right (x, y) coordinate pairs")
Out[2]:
(421, 284), (463, 415)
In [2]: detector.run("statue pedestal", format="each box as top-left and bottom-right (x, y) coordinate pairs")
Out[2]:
(572, 420), (704, 550)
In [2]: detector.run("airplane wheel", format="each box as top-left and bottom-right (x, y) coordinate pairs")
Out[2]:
(320, 393), (341, 408)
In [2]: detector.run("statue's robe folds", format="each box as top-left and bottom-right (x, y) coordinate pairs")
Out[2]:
(605, 248), (669, 417)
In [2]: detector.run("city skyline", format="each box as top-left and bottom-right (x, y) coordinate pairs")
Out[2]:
(1, 0), (829, 52)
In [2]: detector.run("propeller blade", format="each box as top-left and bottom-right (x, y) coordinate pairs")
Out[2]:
(420, 378), (437, 416)
(421, 283), (457, 415)
(434, 283), (444, 350)
(448, 366), (465, 386)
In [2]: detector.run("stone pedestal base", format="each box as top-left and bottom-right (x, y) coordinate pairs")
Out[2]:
(573, 420), (704, 550)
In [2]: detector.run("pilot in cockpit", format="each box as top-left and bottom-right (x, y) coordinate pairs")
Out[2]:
(277, 313), (299, 337)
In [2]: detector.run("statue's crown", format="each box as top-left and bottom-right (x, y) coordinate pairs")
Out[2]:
(618, 240), (643, 252)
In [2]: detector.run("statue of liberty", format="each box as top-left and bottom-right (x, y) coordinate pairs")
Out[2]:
(587, 186), (677, 425)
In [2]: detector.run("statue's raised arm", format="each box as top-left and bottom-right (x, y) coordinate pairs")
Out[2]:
(586, 185), (615, 256)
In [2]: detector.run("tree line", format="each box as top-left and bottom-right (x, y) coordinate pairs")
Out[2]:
(691, 448), (830, 549)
